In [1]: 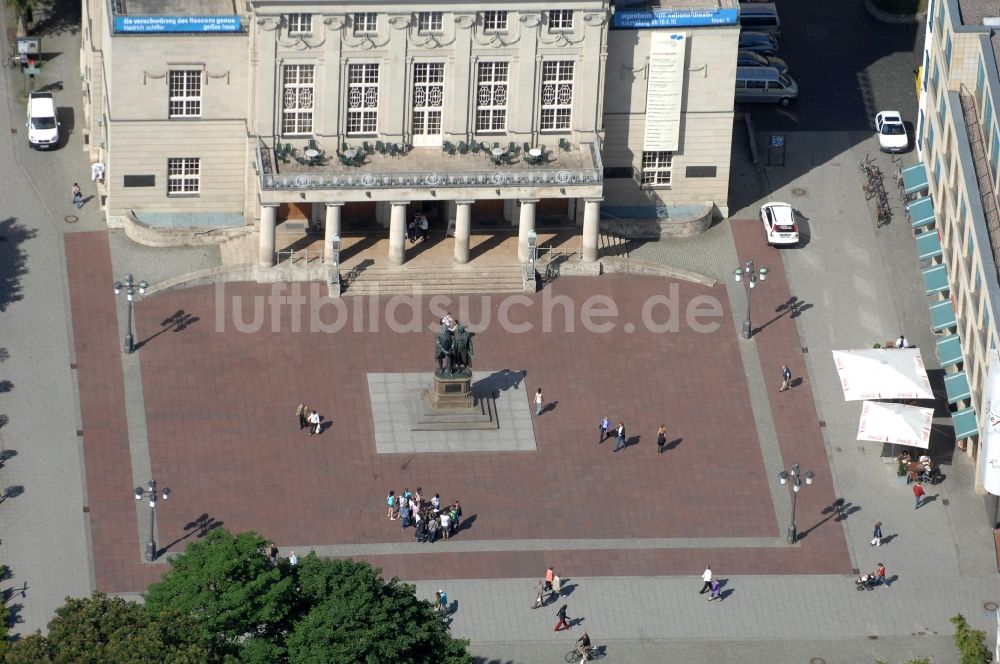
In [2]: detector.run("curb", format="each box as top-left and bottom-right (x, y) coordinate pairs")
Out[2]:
(864, 0), (926, 25)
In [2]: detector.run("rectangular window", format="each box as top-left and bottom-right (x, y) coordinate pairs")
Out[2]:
(354, 12), (377, 35)
(641, 151), (673, 187)
(927, 123), (935, 154)
(476, 61), (508, 132)
(978, 59), (986, 109)
(168, 70), (201, 118)
(483, 11), (508, 33)
(929, 0), (935, 32)
(412, 62), (444, 137)
(281, 64), (314, 135)
(166, 157), (200, 195)
(287, 13), (313, 34)
(938, 93), (947, 125)
(549, 10), (574, 31)
(991, 131), (1000, 175)
(418, 11), (443, 33)
(932, 61), (940, 94)
(539, 61), (574, 131)
(986, 96), (994, 135)
(917, 109), (924, 150)
(945, 33), (953, 70)
(347, 63), (379, 134)
(922, 51), (929, 92)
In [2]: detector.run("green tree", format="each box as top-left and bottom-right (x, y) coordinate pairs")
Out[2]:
(286, 555), (472, 664)
(143, 530), (296, 660)
(951, 613), (992, 664)
(4, 592), (221, 664)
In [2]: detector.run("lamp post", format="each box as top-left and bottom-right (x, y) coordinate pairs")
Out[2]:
(113, 274), (148, 354)
(732, 260), (768, 339)
(778, 463), (814, 544)
(135, 479), (170, 561)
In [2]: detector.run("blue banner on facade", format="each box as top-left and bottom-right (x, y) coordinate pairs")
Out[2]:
(114, 15), (241, 33)
(612, 8), (739, 29)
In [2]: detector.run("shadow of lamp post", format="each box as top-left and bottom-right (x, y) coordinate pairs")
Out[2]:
(135, 479), (170, 561)
(733, 260), (768, 340)
(778, 463), (814, 544)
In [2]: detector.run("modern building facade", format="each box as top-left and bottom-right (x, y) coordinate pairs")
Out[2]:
(913, 0), (1000, 493)
(79, 0), (740, 271)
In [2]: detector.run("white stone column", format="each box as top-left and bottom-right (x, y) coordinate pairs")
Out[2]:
(324, 203), (343, 265)
(582, 198), (602, 262)
(517, 199), (538, 262)
(453, 200), (473, 264)
(388, 201), (408, 265)
(258, 204), (277, 267)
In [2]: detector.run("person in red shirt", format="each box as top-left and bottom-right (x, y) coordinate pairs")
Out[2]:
(875, 563), (886, 587)
(913, 482), (926, 509)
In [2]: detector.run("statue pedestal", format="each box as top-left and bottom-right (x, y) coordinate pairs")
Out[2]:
(408, 373), (498, 431)
(427, 373), (473, 410)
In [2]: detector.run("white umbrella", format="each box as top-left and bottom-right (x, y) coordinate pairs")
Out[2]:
(832, 348), (933, 401)
(857, 400), (934, 449)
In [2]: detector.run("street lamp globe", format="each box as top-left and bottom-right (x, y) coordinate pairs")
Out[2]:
(733, 267), (744, 282)
(134, 486), (143, 500)
(759, 266), (769, 281)
(114, 281), (123, 295)
(162, 487), (171, 501)
(778, 470), (788, 485)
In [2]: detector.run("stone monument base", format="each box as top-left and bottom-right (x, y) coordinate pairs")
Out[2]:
(408, 374), (498, 431)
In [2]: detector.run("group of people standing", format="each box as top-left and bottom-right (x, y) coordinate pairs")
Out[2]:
(386, 488), (463, 543)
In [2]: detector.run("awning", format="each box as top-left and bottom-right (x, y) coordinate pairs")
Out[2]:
(831, 348), (933, 400)
(907, 196), (936, 230)
(857, 400), (934, 448)
(936, 333), (964, 368)
(922, 263), (949, 295)
(915, 230), (943, 261)
(929, 299), (957, 332)
(951, 406), (978, 439)
(902, 162), (929, 195)
(944, 370), (971, 403)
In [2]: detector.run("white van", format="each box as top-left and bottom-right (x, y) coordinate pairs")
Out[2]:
(26, 92), (59, 149)
(735, 67), (798, 106)
(739, 3), (780, 34)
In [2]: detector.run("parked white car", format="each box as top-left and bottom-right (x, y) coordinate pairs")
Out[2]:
(875, 111), (908, 153)
(760, 202), (799, 246)
(26, 92), (59, 149)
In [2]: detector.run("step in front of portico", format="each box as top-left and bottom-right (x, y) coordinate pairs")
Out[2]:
(342, 263), (525, 296)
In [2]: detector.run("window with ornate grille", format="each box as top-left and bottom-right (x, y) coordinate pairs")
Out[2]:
(354, 12), (377, 35)
(549, 10), (573, 31)
(287, 13), (312, 34)
(168, 70), (201, 118)
(166, 157), (200, 195)
(482, 11), (508, 33)
(476, 62), (508, 132)
(418, 11), (443, 33)
(281, 64), (314, 135)
(539, 61), (573, 131)
(641, 151), (673, 186)
(347, 63), (379, 134)
(412, 63), (444, 137)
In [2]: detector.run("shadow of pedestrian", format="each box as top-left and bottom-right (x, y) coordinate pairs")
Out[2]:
(919, 494), (939, 507)
(664, 437), (683, 452)
(568, 617), (585, 628)
(625, 435), (641, 448)
(0, 449), (15, 469)
(541, 401), (558, 414)
(456, 514), (476, 533)
(560, 582), (577, 598)
(885, 574), (898, 587)
(0, 486), (24, 504)
(719, 588), (735, 601)
(0, 381), (12, 394)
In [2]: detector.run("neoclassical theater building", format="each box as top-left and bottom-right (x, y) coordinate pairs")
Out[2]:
(79, 0), (740, 275)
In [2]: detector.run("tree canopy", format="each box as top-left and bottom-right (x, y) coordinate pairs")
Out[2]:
(144, 529), (472, 664)
(4, 592), (222, 664)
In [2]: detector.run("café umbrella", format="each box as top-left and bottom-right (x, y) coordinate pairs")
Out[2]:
(856, 400), (934, 449)
(832, 348), (933, 401)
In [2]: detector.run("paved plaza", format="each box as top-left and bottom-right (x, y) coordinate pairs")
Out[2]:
(5, 4), (1000, 663)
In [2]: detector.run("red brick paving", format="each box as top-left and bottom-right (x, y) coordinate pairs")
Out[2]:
(65, 225), (850, 594)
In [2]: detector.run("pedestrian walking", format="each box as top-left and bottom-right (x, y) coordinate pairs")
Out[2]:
(614, 422), (626, 452)
(399, 502), (411, 528)
(450, 501), (462, 534)
(876, 562), (887, 587)
(308, 409), (321, 435)
(656, 424), (667, 454)
(699, 566), (712, 593)
(438, 589), (448, 613)
(599, 415), (610, 444)
(72, 182), (83, 209)
(552, 573), (562, 597)
(535, 388), (544, 416)
(779, 364), (792, 392)
(267, 542), (278, 566)
(387, 491), (396, 520)
(420, 214), (430, 242)
(913, 482), (925, 509)
(708, 579), (722, 601)
(532, 580), (545, 608)
(870, 521), (882, 546)
(544, 566), (555, 597)
(439, 510), (451, 538)
(553, 603), (572, 631)
(289, 550), (298, 566)
(295, 403), (308, 430)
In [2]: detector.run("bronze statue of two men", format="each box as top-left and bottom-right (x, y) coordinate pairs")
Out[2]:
(435, 314), (474, 378)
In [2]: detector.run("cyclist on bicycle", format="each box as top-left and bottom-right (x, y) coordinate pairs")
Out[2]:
(575, 631), (592, 661)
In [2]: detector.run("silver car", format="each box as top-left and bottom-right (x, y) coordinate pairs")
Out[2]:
(737, 50), (788, 75)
